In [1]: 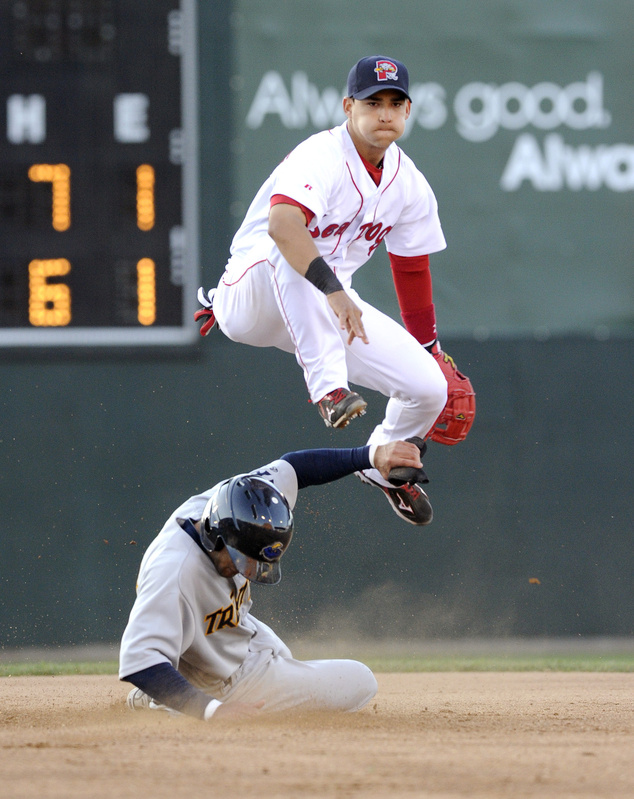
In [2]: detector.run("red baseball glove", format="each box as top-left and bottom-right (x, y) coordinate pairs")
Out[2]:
(427, 341), (476, 445)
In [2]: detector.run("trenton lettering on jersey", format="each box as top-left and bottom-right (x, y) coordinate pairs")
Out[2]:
(204, 582), (251, 635)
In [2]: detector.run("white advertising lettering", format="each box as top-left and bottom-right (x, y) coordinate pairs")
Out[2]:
(501, 134), (634, 192)
(244, 70), (630, 192)
(246, 71), (345, 129)
(453, 72), (610, 142)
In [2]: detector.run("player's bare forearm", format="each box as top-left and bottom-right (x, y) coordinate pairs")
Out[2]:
(268, 203), (320, 276)
(373, 440), (423, 481)
(269, 203), (368, 344)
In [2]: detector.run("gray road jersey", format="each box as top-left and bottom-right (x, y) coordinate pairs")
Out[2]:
(118, 459), (298, 691)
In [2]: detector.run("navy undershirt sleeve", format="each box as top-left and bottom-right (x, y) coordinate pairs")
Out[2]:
(280, 446), (372, 489)
(122, 662), (212, 720)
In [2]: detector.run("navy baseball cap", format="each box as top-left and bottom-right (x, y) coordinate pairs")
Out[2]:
(347, 56), (411, 101)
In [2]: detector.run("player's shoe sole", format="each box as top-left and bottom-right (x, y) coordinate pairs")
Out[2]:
(127, 687), (152, 710)
(126, 688), (182, 716)
(387, 436), (429, 486)
(358, 472), (433, 526)
(317, 388), (367, 429)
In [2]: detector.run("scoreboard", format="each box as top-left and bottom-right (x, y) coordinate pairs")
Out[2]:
(0, 0), (199, 346)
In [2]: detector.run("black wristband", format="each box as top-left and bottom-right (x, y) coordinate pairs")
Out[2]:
(304, 256), (344, 295)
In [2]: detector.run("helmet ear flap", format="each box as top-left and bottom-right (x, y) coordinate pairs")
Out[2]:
(203, 518), (222, 550)
(200, 486), (226, 553)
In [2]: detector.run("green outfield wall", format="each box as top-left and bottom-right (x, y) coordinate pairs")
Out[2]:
(1, 336), (632, 646)
(229, 0), (633, 339)
(0, 0), (632, 648)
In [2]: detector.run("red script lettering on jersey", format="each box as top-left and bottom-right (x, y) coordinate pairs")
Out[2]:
(310, 221), (392, 255)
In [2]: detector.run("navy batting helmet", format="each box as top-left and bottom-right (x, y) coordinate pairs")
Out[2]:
(201, 475), (293, 585)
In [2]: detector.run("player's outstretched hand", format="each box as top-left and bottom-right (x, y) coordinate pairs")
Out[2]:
(327, 290), (368, 345)
(374, 440), (423, 482)
(211, 700), (265, 721)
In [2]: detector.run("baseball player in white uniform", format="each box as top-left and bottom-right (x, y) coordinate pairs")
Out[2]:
(120, 439), (423, 721)
(195, 56), (475, 528)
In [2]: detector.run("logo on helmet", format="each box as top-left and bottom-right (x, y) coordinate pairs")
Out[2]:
(374, 60), (398, 82)
(260, 541), (284, 561)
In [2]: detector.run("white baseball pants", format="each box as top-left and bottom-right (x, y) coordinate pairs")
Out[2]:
(217, 646), (378, 713)
(213, 258), (447, 486)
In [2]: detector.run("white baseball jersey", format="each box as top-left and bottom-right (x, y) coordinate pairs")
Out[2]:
(227, 120), (446, 288)
(213, 121), (449, 485)
(119, 459), (298, 690)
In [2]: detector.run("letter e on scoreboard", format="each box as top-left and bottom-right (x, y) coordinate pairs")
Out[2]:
(113, 93), (150, 143)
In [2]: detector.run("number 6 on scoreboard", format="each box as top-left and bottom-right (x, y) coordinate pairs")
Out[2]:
(28, 258), (71, 327)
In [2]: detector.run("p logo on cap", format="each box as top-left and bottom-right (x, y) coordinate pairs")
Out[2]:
(374, 60), (399, 82)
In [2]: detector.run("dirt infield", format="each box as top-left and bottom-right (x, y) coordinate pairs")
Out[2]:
(0, 672), (632, 798)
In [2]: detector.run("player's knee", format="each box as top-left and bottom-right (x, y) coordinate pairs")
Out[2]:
(408, 361), (447, 418)
(427, 366), (448, 416)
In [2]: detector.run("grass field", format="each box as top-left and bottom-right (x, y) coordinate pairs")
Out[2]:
(2, 652), (634, 677)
